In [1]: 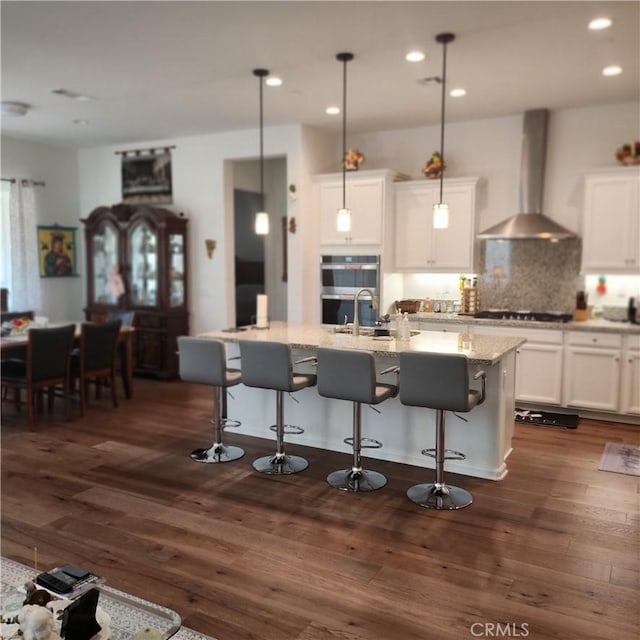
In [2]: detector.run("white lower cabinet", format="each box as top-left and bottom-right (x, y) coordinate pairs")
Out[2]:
(563, 332), (622, 412)
(621, 335), (640, 415)
(469, 325), (563, 405)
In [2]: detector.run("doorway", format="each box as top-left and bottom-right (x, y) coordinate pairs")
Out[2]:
(234, 189), (264, 326)
(232, 157), (288, 327)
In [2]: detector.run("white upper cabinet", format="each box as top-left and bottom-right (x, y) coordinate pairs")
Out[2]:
(581, 168), (640, 274)
(394, 177), (479, 271)
(316, 169), (404, 247)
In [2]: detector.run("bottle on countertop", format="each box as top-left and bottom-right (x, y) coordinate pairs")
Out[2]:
(400, 312), (411, 340)
(629, 297), (637, 324)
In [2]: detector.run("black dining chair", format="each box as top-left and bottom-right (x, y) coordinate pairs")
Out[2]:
(1, 324), (76, 429)
(71, 320), (122, 415)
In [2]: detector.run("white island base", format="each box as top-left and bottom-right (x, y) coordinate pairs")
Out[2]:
(200, 324), (523, 481)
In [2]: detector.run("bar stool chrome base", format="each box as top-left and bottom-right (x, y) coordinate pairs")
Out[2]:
(407, 482), (473, 510)
(252, 452), (309, 474)
(190, 444), (245, 464)
(327, 468), (387, 492)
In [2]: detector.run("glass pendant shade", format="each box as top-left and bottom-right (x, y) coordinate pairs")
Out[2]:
(336, 207), (352, 232)
(255, 211), (269, 235)
(433, 203), (449, 229)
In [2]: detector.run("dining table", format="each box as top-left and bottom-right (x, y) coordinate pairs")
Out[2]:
(0, 323), (135, 399)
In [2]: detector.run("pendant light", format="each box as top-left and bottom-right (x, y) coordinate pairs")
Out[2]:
(433, 33), (455, 230)
(253, 68), (269, 235)
(336, 52), (354, 233)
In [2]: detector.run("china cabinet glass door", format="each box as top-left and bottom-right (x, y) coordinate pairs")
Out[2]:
(129, 221), (158, 307)
(169, 233), (185, 307)
(92, 222), (120, 304)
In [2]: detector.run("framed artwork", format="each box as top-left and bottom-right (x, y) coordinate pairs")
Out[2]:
(38, 225), (77, 277)
(121, 148), (173, 204)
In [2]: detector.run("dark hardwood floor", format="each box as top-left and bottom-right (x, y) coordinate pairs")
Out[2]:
(1, 379), (638, 640)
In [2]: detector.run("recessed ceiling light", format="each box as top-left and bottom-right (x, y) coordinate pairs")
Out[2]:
(325, 106), (340, 115)
(450, 88), (466, 98)
(52, 88), (95, 101)
(602, 65), (622, 76)
(589, 17), (612, 30)
(406, 50), (425, 62)
(265, 76), (282, 87)
(1, 101), (29, 117)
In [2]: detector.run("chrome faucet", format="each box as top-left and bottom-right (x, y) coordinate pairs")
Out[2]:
(353, 288), (378, 336)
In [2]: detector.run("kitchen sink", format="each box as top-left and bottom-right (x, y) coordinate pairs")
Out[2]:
(332, 326), (420, 338)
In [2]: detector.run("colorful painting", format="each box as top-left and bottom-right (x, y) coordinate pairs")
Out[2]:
(37, 225), (77, 277)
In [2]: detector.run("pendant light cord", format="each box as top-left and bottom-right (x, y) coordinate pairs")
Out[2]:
(341, 56), (348, 209)
(438, 39), (448, 204)
(253, 68), (269, 212)
(435, 33), (454, 205)
(337, 53), (354, 210)
(259, 73), (265, 210)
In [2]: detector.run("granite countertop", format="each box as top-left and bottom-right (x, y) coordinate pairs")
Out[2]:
(405, 312), (640, 335)
(199, 321), (525, 366)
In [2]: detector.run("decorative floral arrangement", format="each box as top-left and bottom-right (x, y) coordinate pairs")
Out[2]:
(343, 149), (364, 171)
(615, 141), (640, 165)
(1, 317), (32, 336)
(423, 151), (446, 179)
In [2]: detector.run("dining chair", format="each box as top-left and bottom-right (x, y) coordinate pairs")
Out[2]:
(71, 320), (122, 415)
(1, 324), (76, 429)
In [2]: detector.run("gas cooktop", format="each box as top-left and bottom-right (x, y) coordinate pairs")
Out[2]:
(474, 310), (573, 323)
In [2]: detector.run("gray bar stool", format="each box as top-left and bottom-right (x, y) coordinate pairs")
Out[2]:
(316, 347), (398, 492)
(177, 336), (244, 464)
(398, 352), (485, 510)
(239, 340), (317, 474)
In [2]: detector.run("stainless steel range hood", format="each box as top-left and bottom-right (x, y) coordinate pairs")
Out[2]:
(477, 109), (576, 240)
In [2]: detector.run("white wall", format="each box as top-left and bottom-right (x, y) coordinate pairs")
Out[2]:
(3, 100), (637, 329)
(77, 123), (334, 334)
(349, 101), (640, 235)
(1, 136), (82, 321)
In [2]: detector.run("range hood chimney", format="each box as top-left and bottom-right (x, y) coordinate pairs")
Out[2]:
(477, 109), (575, 240)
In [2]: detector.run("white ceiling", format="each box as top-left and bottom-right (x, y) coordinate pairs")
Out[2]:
(1, 1), (638, 149)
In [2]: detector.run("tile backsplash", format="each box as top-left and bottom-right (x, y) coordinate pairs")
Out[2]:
(398, 240), (639, 315)
(477, 238), (581, 313)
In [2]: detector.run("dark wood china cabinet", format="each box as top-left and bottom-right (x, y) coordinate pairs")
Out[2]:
(82, 204), (188, 379)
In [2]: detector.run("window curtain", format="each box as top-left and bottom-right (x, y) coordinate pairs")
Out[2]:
(9, 181), (41, 311)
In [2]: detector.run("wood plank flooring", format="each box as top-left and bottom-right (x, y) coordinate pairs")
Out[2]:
(1, 379), (638, 640)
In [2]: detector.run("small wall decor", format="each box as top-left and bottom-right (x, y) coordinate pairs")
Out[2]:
(205, 238), (216, 259)
(118, 146), (174, 204)
(37, 225), (77, 277)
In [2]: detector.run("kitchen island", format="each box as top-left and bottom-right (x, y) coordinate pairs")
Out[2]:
(198, 322), (526, 480)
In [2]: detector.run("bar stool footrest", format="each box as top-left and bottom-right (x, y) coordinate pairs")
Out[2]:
(420, 447), (466, 461)
(210, 417), (242, 429)
(269, 424), (304, 435)
(344, 436), (383, 449)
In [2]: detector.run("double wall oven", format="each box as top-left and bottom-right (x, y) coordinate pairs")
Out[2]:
(321, 255), (380, 327)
